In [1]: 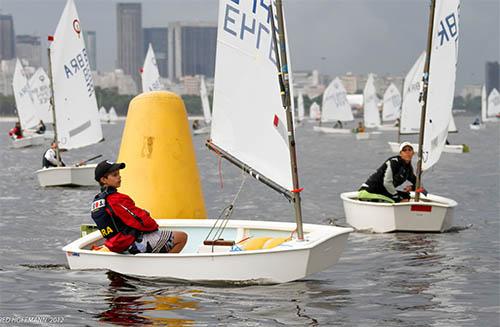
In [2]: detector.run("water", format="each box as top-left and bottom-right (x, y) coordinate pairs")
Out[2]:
(0, 116), (498, 326)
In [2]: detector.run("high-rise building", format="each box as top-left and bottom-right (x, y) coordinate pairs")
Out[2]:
(15, 35), (41, 68)
(83, 31), (97, 71)
(168, 22), (217, 81)
(0, 14), (15, 60)
(116, 3), (142, 85)
(143, 28), (168, 78)
(485, 61), (500, 95)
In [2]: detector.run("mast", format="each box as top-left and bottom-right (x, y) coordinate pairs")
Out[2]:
(47, 45), (61, 166)
(271, 0), (304, 240)
(415, 0), (436, 202)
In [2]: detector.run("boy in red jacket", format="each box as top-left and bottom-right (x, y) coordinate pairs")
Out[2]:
(91, 160), (187, 254)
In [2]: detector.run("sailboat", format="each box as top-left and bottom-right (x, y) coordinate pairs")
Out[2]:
(296, 91), (305, 125)
(10, 59), (46, 148)
(484, 88), (500, 122)
(309, 102), (321, 121)
(341, 0), (459, 233)
(378, 83), (401, 131)
(108, 106), (119, 123)
(471, 85), (487, 129)
(62, 0), (352, 283)
(35, 0), (103, 187)
(141, 43), (164, 92)
(193, 76), (212, 135)
(29, 67), (55, 140)
(313, 77), (354, 134)
(363, 74), (381, 129)
(99, 106), (109, 123)
(388, 51), (467, 154)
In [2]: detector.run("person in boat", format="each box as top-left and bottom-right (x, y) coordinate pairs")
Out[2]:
(35, 120), (46, 134)
(8, 122), (23, 139)
(192, 119), (200, 130)
(355, 121), (365, 133)
(358, 142), (417, 203)
(91, 160), (188, 254)
(43, 141), (65, 168)
(472, 117), (480, 126)
(394, 118), (400, 127)
(333, 120), (343, 129)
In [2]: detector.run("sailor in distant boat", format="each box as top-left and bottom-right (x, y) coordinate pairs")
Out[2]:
(35, 120), (46, 134)
(91, 160), (187, 254)
(192, 119), (200, 130)
(354, 121), (365, 133)
(358, 142), (417, 203)
(8, 121), (23, 139)
(42, 142), (65, 168)
(333, 120), (343, 129)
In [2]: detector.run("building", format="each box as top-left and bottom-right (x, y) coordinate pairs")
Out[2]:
(0, 14), (15, 61)
(143, 27), (168, 77)
(168, 22), (217, 81)
(93, 69), (138, 95)
(15, 35), (41, 68)
(116, 3), (142, 85)
(339, 73), (358, 94)
(83, 31), (97, 71)
(460, 84), (482, 98)
(0, 59), (16, 95)
(485, 61), (499, 95)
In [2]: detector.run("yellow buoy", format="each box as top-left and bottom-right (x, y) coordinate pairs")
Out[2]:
(117, 91), (207, 219)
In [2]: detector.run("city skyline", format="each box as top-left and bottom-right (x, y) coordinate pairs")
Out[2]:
(0, 0), (498, 90)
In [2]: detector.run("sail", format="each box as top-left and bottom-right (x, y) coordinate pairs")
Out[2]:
(200, 76), (211, 124)
(12, 59), (38, 129)
(487, 88), (500, 117)
(29, 68), (53, 124)
(382, 83), (401, 122)
(400, 52), (426, 134)
(363, 74), (380, 127)
(211, 0), (293, 190)
(422, 0), (460, 171)
(297, 91), (304, 122)
(99, 106), (108, 122)
(50, 0), (102, 149)
(141, 43), (163, 92)
(321, 77), (353, 122)
(309, 102), (321, 120)
(448, 112), (457, 132)
(108, 107), (118, 122)
(481, 85), (487, 122)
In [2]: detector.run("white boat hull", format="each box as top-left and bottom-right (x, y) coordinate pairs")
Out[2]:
(63, 219), (353, 284)
(378, 124), (399, 131)
(35, 164), (98, 187)
(355, 132), (370, 140)
(313, 126), (352, 134)
(193, 126), (211, 135)
(388, 141), (464, 154)
(10, 134), (46, 148)
(469, 124), (484, 130)
(341, 191), (456, 233)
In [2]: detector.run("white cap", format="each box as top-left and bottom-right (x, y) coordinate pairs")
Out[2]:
(399, 142), (414, 152)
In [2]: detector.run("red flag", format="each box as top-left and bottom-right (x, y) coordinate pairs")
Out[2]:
(48, 35), (54, 41)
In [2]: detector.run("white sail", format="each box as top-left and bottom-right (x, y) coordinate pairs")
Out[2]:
(321, 77), (353, 122)
(487, 88), (500, 117)
(141, 43), (163, 92)
(382, 83), (401, 122)
(448, 112), (457, 132)
(309, 102), (321, 120)
(99, 106), (109, 122)
(200, 76), (211, 124)
(50, 0), (102, 149)
(12, 59), (39, 130)
(481, 85), (487, 122)
(363, 74), (380, 127)
(211, 0), (293, 190)
(108, 106), (118, 122)
(297, 91), (304, 122)
(422, 0), (460, 171)
(29, 68), (53, 124)
(400, 52), (426, 134)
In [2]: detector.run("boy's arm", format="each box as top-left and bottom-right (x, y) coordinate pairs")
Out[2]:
(108, 193), (158, 232)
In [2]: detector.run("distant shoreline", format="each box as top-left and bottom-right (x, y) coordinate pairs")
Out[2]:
(0, 116), (205, 122)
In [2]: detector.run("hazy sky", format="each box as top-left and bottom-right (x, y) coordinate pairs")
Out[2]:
(1, 0), (498, 90)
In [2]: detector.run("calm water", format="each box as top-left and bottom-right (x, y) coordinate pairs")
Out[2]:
(0, 115), (498, 326)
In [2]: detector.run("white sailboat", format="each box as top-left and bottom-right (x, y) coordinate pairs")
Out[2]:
(98, 106), (109, 123)
(193, 76), (212, 135)
(363, 73), (381, 128)
(10, 59), (46, 148)
(29, 67), (55, 140)
(309, 102), (321, 121)
(486, 88), (500, 121)
(108, 106), (118, 123)
(378, 83), (401, 131)
(141, 43), (164, 93)
(471, 85), (487, 129)
(35, 0), (103, 187)
(63, 0), (352, 284)
(313, 77), (354, 134)
(342, 0), (459, 233)
(297, 91), (305, 124)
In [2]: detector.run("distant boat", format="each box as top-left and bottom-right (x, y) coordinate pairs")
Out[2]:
(313, 77), (354, 134)
(485, 88), (500, 122)
(29, 67), (53, 125)
(363, 73), (381, 129)
(108, 106), (118, 123)
(297, 91), (305, 123)
(309, 102), (321, 121)
(378, 83), (401, 131)
(141, 43), (164, 92)
(35, 0), (103, 187)
(98, 106), (109, 123)
(193, 76), (211, 135)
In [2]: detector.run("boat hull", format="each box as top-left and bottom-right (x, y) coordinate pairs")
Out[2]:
(378, 124), (399, 131)
(35, 164), (98, 187)
(341, 191), (456, 233)
(355, 132), (370, 140)
(193, 126), (211, 135)
(469, 124), (484, 130)
(312, 126), (352, 134)
(63, 219), (353, 284)
(388, 141), (464, 154)
(10, 134), (46, 148)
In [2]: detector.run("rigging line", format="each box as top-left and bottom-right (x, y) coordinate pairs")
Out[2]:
(213, 174), (247, 241)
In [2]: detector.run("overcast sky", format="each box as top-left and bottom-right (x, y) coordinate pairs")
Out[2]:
(1, 0), (498, 90)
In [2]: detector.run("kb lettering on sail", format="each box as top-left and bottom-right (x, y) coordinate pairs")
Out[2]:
(63, 48), (95, 97)
(223, 0), (278, 66)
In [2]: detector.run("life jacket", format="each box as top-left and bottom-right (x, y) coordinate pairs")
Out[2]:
(90, 187), (140, 240)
